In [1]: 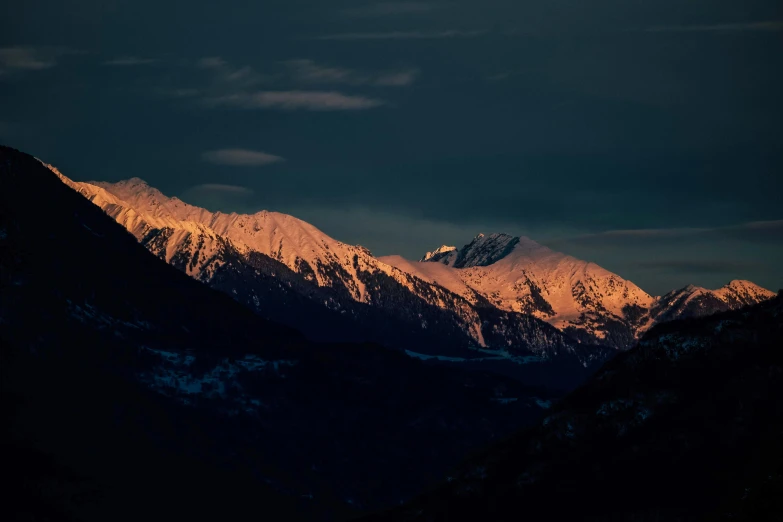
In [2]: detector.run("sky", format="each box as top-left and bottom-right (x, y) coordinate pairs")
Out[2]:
(1, 0), (781, 295)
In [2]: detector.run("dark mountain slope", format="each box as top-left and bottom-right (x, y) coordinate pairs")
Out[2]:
(0, 145), (557, 520)
(360, 292), (783, 522)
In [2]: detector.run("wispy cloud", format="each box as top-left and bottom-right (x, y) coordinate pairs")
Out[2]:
(0, 46), (83, 77)
(0, 47), (57, 70)
(206, 90), (384, 111)
(646, 21), (783, 33)
(194, 56), (272, 90)
(169, 57), (391, 111)
(314, 30), (483, 41)
(286, 59), (417, 87)
(198, 56), (228, 69)
(340, 2), (436, 18)
(202, 149), (284, 166)
(375, 70), (417, 86)
(548, 220), (783, 247)
(104, 56), (159, 66)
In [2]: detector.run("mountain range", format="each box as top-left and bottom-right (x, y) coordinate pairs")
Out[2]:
(1, 145), (560, 520)
(47, 164), (774, 384)
(2, 145), (780, 522)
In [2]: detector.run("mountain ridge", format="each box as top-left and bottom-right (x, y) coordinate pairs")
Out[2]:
(409, 233), (774, 346)
(47, 163), (607, 391)
(46, 164), (774, 357)
(2, 145), (567, 519)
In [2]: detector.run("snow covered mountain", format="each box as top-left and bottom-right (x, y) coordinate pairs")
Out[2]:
(47, 165), (608, 387)
(47, 164), (774, 356)
(387, 233), (775, 347)
(389, 233), (656, 347)
(2, 146), (565, 519)
(650, 280), (776, 324)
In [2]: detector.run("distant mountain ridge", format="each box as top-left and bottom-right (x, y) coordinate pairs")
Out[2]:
(650, 279), (776, 324)
(47, 165), (773, 359)
(406, 232), (774, 347)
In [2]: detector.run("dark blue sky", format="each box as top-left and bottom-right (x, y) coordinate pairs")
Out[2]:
(2, 0), (781, 295)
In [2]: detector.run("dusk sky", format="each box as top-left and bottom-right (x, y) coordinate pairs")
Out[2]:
(1, 0), (781, 295)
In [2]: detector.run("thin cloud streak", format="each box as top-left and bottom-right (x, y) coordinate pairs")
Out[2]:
(286, 59), (417, 86)
(198, 57), (228, 68)
(547, 220), (783, 246)
(0, 47), (56, 70)
(202, 149), (284, 166)
(206, 91), (385, 111)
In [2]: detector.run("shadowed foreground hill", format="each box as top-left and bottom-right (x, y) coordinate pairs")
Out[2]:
(361, 292), (783, 522)
(0, 146), (558, 520)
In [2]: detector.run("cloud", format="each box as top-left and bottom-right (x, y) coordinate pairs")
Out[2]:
(314, 30), (483, 41)
(286, 59), (417, 87)
(286, 60), (353, 84)
(198, 56), (227, 68)
(340, 2), (436, 17)
(547, 220), (783, 247)
(202, 149), (284, 166)
(374, 70), (418, 86)
(104, 56), (159, 66)
(646, 21), (783, 33)
(0, 47), (57, 70)
(176, 58), (398, 111)
(0, 46), (83, 77)
(192, 56), (271, 90)
(206, 90), (384, 110)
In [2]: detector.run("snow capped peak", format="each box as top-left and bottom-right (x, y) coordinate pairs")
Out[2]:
(669, 280), (772, 299)
(44, 160), (774, 352)
(356, 245), (374, 257)
(406, 229), (657, 337)
(652, 279), (775, 325)
(50, 171), (421, 303)
(714, 279), (775, 305)
(420, 245), (457, 263)
(452, 232), (521, 268)
(724, 279), (764, 291)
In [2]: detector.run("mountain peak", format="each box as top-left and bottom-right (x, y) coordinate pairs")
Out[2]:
(420, 233), (540, 268)
(715, 279), (775, 304)
(452, 232), (520, 268)
(724, 279), (761, 290)
(420, 245), (457, 263)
